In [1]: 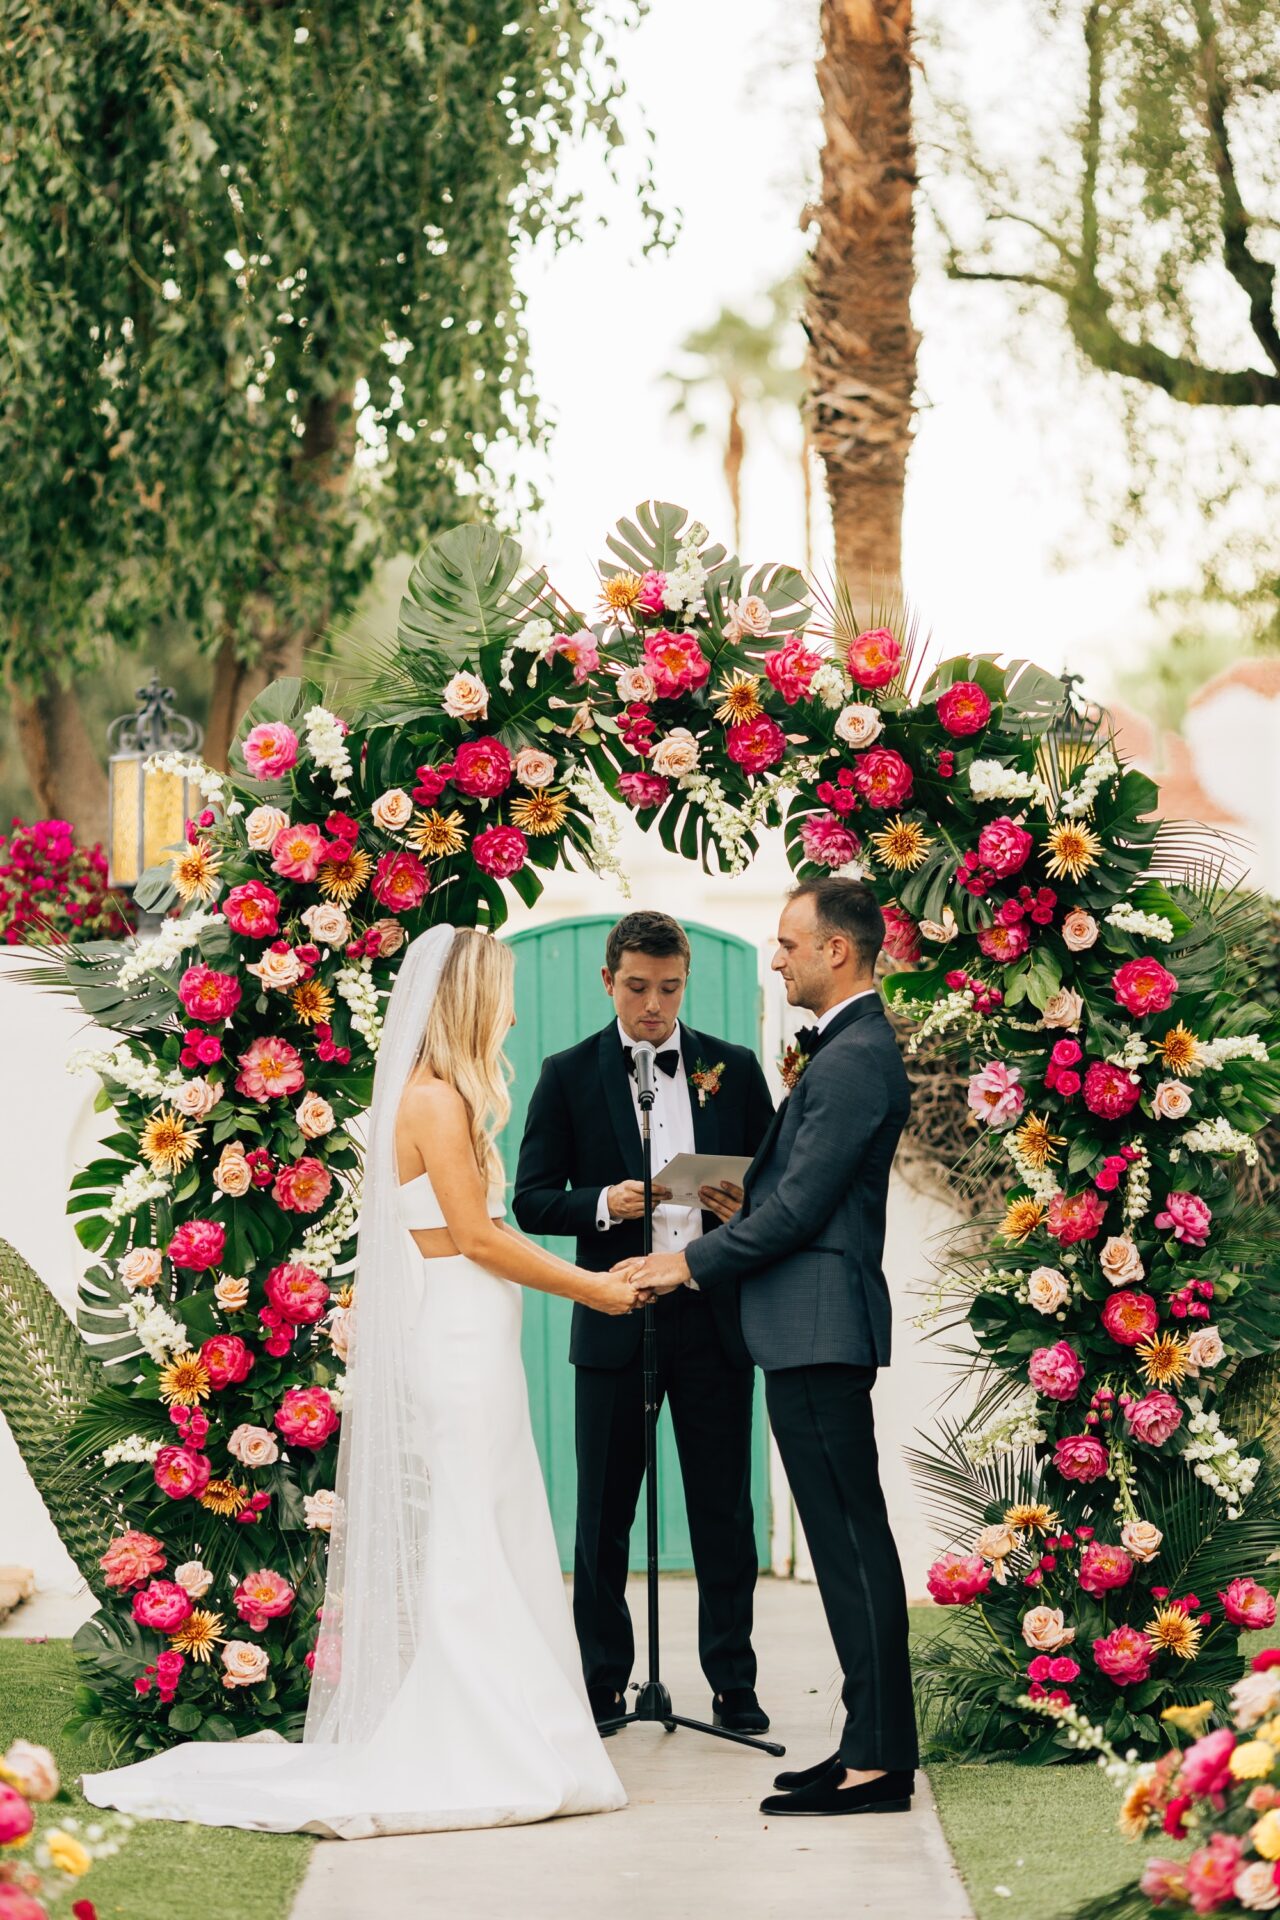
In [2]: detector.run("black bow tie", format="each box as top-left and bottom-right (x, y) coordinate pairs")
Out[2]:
(623, 1045), (680, 1080)
(791, 1025), (821, 1059)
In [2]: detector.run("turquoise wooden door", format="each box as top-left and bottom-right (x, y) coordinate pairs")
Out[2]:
(500, 915), (771, 1572)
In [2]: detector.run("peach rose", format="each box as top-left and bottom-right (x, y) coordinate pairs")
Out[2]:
(615, 665), (658, 704)
(245, 804), (290, 852)
(247, 946), (303, 992)
(1041, 989), (1084, 1031)
(2, 1741), (58, 1803)
(1120, 1521), (1162, 1563)
(296, 1091), (336, 1140)
(371, 788), (413, 832)
(834, 704), (884, 749)
(170, 1075), (219, 1119)
(651, 728), (701, 778)
(1185, 1326), (1226, 1374)
(174, 1560), (214, 1599)
(221, 1641), (271, 1689)
(227, 1424), (280, 1469)
(514, 747), (557, 788)
(1027, 1265), (1069, 1314)
(441, 670), (489, 721)
(326, 1306), (351, 1361)
(369, 916), (407, 957)
(214, 1275), (250, 1313)
(304, 1489), (340, 1532)
(118, 1246), (162, 1291)
(1021, 1605), (1075, 1651)
(1099, 1234), (1144, 1287)
(1153, 1080), (1193, 1121)
(975, 1522), (1016, 1564)
(1061, 908), (1099, 952)
(725, 594), (772, 640)
(300, 902), (351, 947)
(213, 1142), (253, 1198)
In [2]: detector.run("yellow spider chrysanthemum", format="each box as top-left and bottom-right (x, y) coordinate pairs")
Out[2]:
(1137, 1332), (1190, 1389)
(1011, 1113), (1065, 1170)
(1147, 1606), (1202, 1661)
(408, 809), (467, 859)
(1003, 1502), (1058, 1535)
(139, 1107), (201, 1177)
(157, 1354), (212, 1407)
(291, 978), (335, 1026)
(599, 571), (644, 615)
(335, 1282), (355, 1310)
(1118, 1772), (1160, 1838)
(317, 847), (372, 905)
(1155, 1024), (1202, 1078)
(510, 790), (570, 837)
(869, 816), (933, 873)
(168, 1609), (226, 1663)
(199, 1478), (251, 1518)
(1001, 1197), (1046, 1243)
(168, 840), (222, 904)
(713, 672), (765, 726)
(1045, 820), (1104, 882)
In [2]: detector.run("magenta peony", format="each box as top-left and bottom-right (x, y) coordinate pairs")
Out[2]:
(1054, 1434), (1110, 1483)
(846, 626), (901, 689)
(726, 714), (788, 774)
(925, 1553), (991, 1605)
(235, 1034), (306, 1103)
(1126, 1390), (1184, 1447)
(472, 824), (529, 879)
(1092, 1623), (1154, 1686)
(200, 1334), (256, 1389)
(1028, 1340), (1085, 1402)
(1183, 1834), (1243, 1914)
(266, 1263), (331, 1327)
(881, 904), (921, 964)
(763, 638), (822, 704)
(132, 1578), (195, 1633)
(936, 680), (992, 736)
(851, 747), (913, 809)
(233, 1568), (297, 1632)
(371, 850), (430, 915)
(550, 632), (600, 683)
(635, 570), (667, 613)
(167, 1218), (226, 1271)
(1219, 1577), (1278, 1630)
(641, 628), (710, 698)
(99, 1529), (167, 1591)
(618, 770), (670, 810)
(153, 1444), (213, 1501)
(1077, 1542), (1134, 1595)
(1101, 1289), (1160, 1347)
(966, 1061), (1025, 1130)
(1154, 1190), (1213, 1247)
(1180, 1727), (1237, 1799)
(270, 822), (328, 883)
(1046, 1189), (1108, 1245)
(243, 721), (299, 780)
(0, 1784), (34, 1847)
(272, 1155), (334, 1215)
(976, 816), (1033, 879)
(222, 880), (281, 940)
(178, 964), (242, 1024)
(1113, 956), (1179, 1018)
(799, 811), (861, 870)
(976, 922), (1032, 964)
(1082, 1060), (1143, 1120)
(275, 1386), (340, 1451)
(452, 737), (514, 799)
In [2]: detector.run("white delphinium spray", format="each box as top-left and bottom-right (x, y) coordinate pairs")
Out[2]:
(1180, 1116), (1260, 1165)
(104, 1166), (172, 1225)
(125, 1295), (192, 1363)
(304, 706), (354, 797)
(564, 764), (628, 889)
(961, 1392), (1048, 1465)
(967, 760), (1051, 807)
(500, 615), (554, 692)
(660, 527), (709, 615)
(291, 1186), (361, 1274)
(1058, 746), (1118, 818)
(1182, 1397), (1261, 1517)
(102, 1435), (165, 1469)
(1104, 902), (1175, 944)
(335, 959), (383, 1054)
(1122, 1145), (1151, 1226)
(115, 908), (223, 991)
(1193, 1034), (1270, 1072)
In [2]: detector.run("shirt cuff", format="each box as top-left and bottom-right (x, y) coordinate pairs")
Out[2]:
(596, 1187), (614, 1233)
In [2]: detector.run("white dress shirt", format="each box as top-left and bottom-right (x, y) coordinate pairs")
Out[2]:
(595, 1019), (703, 1257)
(815, 987), (879, 1034)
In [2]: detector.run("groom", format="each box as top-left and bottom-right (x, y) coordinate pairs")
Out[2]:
(625, 877), (919, 1817)
(513, 910), (775, 1733)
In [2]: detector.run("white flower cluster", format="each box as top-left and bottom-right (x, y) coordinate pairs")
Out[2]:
(1183, 1397), (1261, 1518)
(1122, 1146), (1151, 1226)
(500, 616), (554, 692)
(1020, 1694), (1133, 1782)
(1004, 1133), (1063, 1202)
(899, 988), (985, 1053)
(124, 1294), (191, 1363)
(808, 661), (849, 710)
(304, 705), (353, 798)
(967, 758), (1051, 807)
(291, 1185), (361, 1274)
(1104, 902), (1174, 944)
(1104, 1032), (1149, 1072)
(104, 1165), (171, 1225)
(564, 765), (627, 887)
(674, 771), (758, 876)
(1058, 745), (1118, 819)
(962, 1392), (1047, 1465)
(69, 1042), (171, 1102)
(1194, 1033), (1269, 1072)
(115, 907), (223, 990)
(144, 752), (227, 809)
(1180, 1115), (1260, 1165)
(660, 530), (709, 615)
(327, 1372), (348, 1412)
(102, 1433), (164, 1469)
(335, 960), (383, 1054)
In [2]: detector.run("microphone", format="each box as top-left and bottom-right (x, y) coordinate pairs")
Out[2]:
(631, 1039), (658, 1110)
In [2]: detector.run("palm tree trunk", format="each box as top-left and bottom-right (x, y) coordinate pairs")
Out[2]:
(724, 391), (746, 552)
(806, 0), (918, 614)
(7, 668), (108, 843)
(801, 419), (815, 574)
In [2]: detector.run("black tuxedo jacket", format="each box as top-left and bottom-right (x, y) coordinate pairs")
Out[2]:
(512, 1021), (775, 1369)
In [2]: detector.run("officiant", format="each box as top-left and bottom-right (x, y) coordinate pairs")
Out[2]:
(513, 911), (775, 1735)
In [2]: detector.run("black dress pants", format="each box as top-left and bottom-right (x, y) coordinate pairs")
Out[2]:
(766, 1362), (919, 1770)
(573, 1287), (758, 1697)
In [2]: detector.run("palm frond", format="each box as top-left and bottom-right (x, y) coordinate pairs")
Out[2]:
(1070, 1886), (1151, 1920)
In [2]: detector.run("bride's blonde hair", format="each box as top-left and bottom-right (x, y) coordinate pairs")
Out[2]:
(411, 929), (514, 1190)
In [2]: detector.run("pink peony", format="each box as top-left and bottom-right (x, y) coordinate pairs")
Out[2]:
(132, 1578), (195, 1633)
(178, 964), (242, 1024)
(274, 1386), (340, 1451)
(167, 1218), (226, 1272)
(0, 1785), (34, 1848)
(1093, 1624), (1154, 1686)
(726, 714), (788, 774)
(925, 1552), (992, 1605)
(881, 905), (921, 964)
(936, 681), (992, 736)
(99, 1529), (167, 1591)
(1101, 1289), (1160, 1347)
(635, 570), (667, 613)
(966, 1061), (1025, 1130)
(200, 1334), (256, 1389)
(976, 922), (1031, 964)
(1220, 1578), (1278, 1630)
(1155, 1191), (1213, 1248)
(371, 850), (430, 914)
(1054, 1434), (1110, 1483)
(1078, 1542), (1134, 1595)
(1028, 1340), (1085, 1403)
(642, 629), (711, 698)
(266, 1263), (331, 1327)
(222, 880), (281, 940)
(153, 1444), (213, 1501)
(852, 747), (914, 809)
(763, 638), (822, 705)
(451, 737), (513, 800)
(1049, 1656), (1080, 1683)
(1139, 1861), (1188, 1906)
(977, 817), (1033, 879)
(1113, 956), (1179, 1018)
(233, 1568), (297, 1632)
(846, 626), (902, 689)
(1180, 1727), (1237, 1800)
(472, 824), (529, 879)
(1046, 1189), (1108, 1245)
(272, 1155), (334, 1215)
(270, 822), (328, 883)
(1083, 1060), (1143, 1120)
(1183, 1834), (1243, 1915)
(551, 632), (600, 683)
(243, 722), (299, 781)
(799, 811), (861, 870)
(618, 770), (670, 810)
(235, 1034), (306, 1103)
(1126, 1391), (1184, 1447)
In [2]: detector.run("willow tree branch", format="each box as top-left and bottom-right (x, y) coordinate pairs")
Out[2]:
(1190, 0), (1280, 373)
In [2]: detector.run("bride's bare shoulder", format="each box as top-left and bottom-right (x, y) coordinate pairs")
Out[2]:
(398, 1076), (466, 1128)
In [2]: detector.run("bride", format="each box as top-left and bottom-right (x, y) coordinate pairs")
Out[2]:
(83, 925), (634, 1837)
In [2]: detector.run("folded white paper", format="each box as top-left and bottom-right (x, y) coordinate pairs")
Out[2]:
(652, 1152), (753, 1207)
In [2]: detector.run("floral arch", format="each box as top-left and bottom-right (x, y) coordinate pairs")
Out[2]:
(39, 500), (1280, 1762)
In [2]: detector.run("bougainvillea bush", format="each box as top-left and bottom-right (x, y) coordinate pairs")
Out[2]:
(40, 503), (1280, 1762)
(0, 819), (133, 947)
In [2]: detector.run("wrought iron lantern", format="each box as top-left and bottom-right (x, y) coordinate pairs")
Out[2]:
(106, 672), (205, 892)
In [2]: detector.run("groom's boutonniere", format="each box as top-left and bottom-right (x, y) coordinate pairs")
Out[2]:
(779, 1042), (810, 1092)
(689, 1059), (725, 1108)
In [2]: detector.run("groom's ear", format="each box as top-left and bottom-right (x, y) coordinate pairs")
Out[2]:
(601, 966), (616, 1001)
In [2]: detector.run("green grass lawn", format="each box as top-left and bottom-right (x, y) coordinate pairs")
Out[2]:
(0, 1639), (313, 1920)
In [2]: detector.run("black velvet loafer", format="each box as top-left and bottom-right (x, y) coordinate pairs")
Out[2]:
(588, 1685), (625, 1734)
(760, 1767), (914, 1818)
(773, 1751), (840, 1793)
(712, 1688), (771, 1733)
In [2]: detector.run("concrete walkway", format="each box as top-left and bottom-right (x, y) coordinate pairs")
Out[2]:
(294, 1576), (973, 1920)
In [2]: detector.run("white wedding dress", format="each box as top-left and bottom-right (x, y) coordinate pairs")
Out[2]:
(83, 927), (626, 1839)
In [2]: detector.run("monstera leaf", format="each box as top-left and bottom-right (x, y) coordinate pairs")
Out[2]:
(603, 499), (731, 581)
(400, 525), (551, 663)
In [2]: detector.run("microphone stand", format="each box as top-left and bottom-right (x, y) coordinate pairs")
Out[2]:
(599, 1054), (784, 1758)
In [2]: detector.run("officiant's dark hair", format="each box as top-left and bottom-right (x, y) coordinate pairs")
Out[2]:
(790, 877), (884, 972)
(605, 911), (691, 976)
